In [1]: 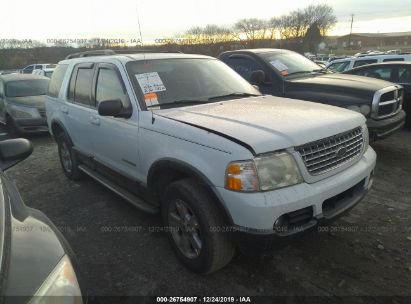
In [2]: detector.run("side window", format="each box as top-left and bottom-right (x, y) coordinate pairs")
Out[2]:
(0, 81), (4, 99)
(225, 57), (263, 81)
(399, 67), (411, 83)
(364, 67), (393, 81)
(383, 58), (404, 62)
(23, 65), (34, 74)
(328, 61), (350, 72)
(47, 64), (68, 98)
(68, 66), (94, 106)
(35, 65), (43, 70)
(95, 68), (129, 108)
(353, 59), (377, 68)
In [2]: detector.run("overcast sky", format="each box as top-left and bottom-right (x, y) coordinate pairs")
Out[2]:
(1, 0), (411, 41)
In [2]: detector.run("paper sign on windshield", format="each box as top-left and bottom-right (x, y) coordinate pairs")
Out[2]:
(269, 60), (288, 71)
(144, 92), (159, 107)
(136, 72), (166, 94)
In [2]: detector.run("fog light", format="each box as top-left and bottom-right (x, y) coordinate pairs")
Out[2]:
(274, 215), (289, 233)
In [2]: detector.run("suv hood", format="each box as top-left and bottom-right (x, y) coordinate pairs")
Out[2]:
(286, 73), (396, 105)
(156, 96), (365, 154)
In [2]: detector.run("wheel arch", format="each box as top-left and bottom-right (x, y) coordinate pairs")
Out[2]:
(147, 158), (234, 226)
(50, 119), (72, 144)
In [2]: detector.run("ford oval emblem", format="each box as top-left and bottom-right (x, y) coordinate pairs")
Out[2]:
(336, 146), (347, 158)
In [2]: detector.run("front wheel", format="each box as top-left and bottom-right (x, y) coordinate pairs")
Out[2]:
(162, 179), (235, 274)
(57, 132), (83, 180)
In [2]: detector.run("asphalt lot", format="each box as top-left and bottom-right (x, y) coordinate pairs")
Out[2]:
(5, 128), (411, 302)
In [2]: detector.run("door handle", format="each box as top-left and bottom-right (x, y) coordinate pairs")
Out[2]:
(90, 116), (100, 126)
(61, 106), (69, 114)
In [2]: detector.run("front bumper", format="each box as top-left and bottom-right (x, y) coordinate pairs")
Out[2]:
(14, 117), (48, 133)
(215, 147), (376, 249)
(367, 110), (406, 141)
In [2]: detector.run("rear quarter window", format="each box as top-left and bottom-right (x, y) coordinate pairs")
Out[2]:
(47, 64), (68, 98)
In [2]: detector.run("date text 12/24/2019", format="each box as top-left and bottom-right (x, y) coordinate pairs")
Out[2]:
(156, 297), (252, 303)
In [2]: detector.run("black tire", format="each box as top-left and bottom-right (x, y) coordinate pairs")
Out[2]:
(6, 116), (19, 137)
(57, 132), (83, 180)
(162, 178), (235, 274)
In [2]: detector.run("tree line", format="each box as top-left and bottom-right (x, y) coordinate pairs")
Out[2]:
(183, 4), (336, 44)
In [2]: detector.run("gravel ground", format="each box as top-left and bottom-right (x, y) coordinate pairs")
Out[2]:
(5, 129), (411, 302)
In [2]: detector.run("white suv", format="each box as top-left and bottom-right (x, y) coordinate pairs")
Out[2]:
(46, 51), (376, 273)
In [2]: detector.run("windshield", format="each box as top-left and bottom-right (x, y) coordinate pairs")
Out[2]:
(126, 58), (261, 109)
(6, 79), (49, 97)
(260, 52), (322, 77)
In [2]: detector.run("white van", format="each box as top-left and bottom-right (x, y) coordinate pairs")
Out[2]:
(326, 54), (411, 72)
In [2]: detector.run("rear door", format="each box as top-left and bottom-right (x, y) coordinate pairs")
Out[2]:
(64, 63), (96, 157)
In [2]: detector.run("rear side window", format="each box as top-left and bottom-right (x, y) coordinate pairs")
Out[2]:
(383, 58), (404, 62)
(353, 59), (377, 68)
(48, 64), (68, 98)
(68, 65), (94, 106)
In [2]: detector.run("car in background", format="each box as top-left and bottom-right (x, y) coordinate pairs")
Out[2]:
(20, 64), (56, 74)
(343, 62), (411, 127)
(325, 54), (411, 73)
(0, 74), (49, 135)
(219, 48), (406, 141)
(33, 68), (55, 78)
(0, 138), (83, 303)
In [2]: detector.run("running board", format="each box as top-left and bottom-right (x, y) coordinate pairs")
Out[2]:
(78, 165), (158, 214)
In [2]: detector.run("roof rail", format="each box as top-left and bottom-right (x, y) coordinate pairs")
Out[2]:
(115, 50), (184, 54)
(65, 49), (116, 59)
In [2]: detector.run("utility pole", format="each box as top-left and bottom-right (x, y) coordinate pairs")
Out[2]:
(347, 14), (354, 49)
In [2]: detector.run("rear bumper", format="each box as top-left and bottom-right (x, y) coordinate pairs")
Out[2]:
(367, 110), (406, 140)
(14, 117), (48, 133)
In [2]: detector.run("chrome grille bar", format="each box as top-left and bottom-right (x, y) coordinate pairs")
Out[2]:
(296, 127), (363, 176)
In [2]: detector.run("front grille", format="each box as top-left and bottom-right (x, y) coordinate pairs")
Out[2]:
(377, 88), (403, 118)
(38, 108), (46, 118)
(296, 127), (364, 176)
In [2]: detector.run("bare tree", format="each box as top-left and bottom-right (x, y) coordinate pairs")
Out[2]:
(234, 18), (267, 41)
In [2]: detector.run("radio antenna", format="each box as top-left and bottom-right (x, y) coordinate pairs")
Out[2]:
(136, 2), (144, 47)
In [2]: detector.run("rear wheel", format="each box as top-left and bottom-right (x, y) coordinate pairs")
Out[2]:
(162, 179), (235, 274)
(57, 132), (83, 180)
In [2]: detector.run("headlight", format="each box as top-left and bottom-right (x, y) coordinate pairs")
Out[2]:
(362, 124), (369, 151)
(225, 152), (302, 192)
(254, 152), (303, 191)
(10, 105), (39, 118)
(347, 105), (371, 116)
(225, 160), (259, 192)
(29, 255), (83, 304)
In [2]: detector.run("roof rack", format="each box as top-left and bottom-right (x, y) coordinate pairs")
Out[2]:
(65, 49), (183, 59)
(65, 49), (116, 59)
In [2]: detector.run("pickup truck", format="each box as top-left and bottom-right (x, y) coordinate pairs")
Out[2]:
(219, 48), (406, 141)
(46, 51), (376, 274)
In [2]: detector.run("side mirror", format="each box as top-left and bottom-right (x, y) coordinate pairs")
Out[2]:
(250, 70), (265, 85)
(0, 139), (33, 171)
(98, 99), (128, 117)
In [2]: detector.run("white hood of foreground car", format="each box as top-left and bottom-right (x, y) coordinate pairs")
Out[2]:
(156, 96), (365, 154)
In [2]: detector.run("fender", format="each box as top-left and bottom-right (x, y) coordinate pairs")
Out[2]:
(147, 158), (235, 225)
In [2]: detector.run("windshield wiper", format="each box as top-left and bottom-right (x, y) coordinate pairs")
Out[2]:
(208, 92), (260, 101)
(147, 100), (207, 108)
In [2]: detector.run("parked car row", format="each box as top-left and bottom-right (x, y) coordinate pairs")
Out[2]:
(0, 47), (407, 302)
